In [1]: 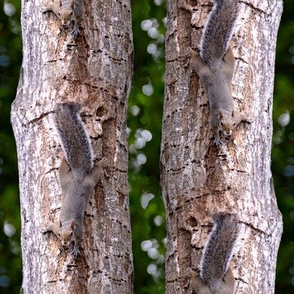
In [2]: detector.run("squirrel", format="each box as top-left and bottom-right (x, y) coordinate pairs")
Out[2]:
(43, 102), (105, 258)
(189, 0), (250, 147)
(43, 0), (83, 37)
(188, 213), (240, 294)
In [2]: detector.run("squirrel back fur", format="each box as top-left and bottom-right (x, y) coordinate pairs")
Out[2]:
(200, 213), (240, 292)
(55, 102), (94, 179)
(200, 0), (240, 69)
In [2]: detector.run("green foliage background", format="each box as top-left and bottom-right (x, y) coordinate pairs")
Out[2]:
(0, 0), (293, 293)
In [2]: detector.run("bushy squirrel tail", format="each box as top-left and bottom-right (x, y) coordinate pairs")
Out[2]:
(200, 213), (240, 291)
(55, 102), (94, 179)
(200, 0), (240, 69)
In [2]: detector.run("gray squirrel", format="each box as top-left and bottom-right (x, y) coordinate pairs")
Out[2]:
(189, 213), (240, 294)
(43, 0), (83, 37)
(44, 103), (105, 258)
(189, 0), (250, 147)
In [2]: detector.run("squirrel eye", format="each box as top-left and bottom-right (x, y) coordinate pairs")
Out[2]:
(70, 232), (73, 236)
(220, 122), (223, 126)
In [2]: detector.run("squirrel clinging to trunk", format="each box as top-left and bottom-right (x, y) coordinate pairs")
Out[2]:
(189, 0), (250, 147)
(43, 103), (105, 258)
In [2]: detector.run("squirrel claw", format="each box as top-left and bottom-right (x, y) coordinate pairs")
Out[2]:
(71, 244), (80, 258)
(72, 25), (80, 38)
(214, 138), (223, 148)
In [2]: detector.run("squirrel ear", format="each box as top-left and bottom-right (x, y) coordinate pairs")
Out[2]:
(70, 221), (75, 229)
(59, 0), (63, 7)
(219, 111), (223, 119)
(70, 1), (74, 8)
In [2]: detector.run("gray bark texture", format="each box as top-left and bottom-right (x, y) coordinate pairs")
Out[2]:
(11, 0), (133, 293)
(161, 0), (283, 293)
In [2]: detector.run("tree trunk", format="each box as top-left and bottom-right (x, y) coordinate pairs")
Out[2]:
(11, 0), (133, 293)
(161, 0), (283, 293)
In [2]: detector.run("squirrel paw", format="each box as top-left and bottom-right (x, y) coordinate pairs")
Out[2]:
(240, 113), (252, 125)
(214, 137), (223, 148)
(71, 246), (80, 258)
(42, 223), (55, 235)
(42, 228), (50, 235)
(41, 7), (49, 14)
(72, 25), (80, 38)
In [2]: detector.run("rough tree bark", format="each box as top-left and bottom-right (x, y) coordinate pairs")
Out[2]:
(11, 0), (133, 293)
(161, 0), (283, 293)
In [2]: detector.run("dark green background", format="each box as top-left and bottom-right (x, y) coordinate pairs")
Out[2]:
(0, 0), (293, 293)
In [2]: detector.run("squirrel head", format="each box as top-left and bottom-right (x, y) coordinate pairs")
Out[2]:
(219, 110), (236, 137)
(57, 220), (75, 247)
(58, 1), (74, 26)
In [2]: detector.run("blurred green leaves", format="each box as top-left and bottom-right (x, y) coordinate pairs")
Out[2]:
(129, 1), (166, 291)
